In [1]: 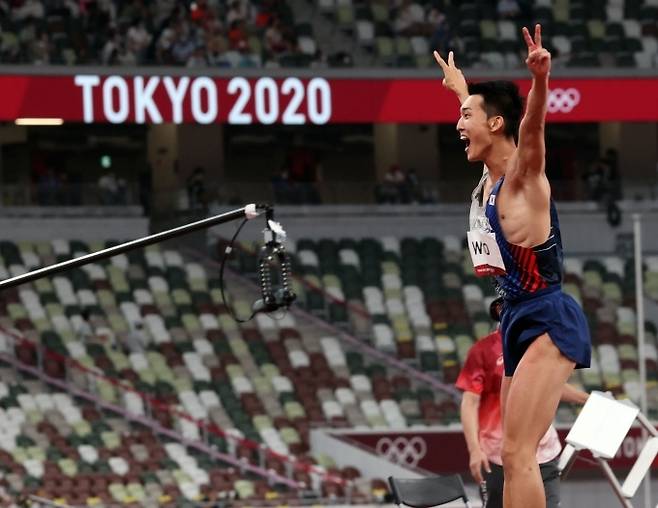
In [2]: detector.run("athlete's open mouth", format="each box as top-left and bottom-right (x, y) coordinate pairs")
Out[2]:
(460, 135), (470, 152)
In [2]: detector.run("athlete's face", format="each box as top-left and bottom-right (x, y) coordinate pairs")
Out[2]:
(456, 95), (496, 163)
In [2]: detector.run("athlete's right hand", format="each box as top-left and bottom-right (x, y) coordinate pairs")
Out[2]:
(433, 50), (468, 103)
(468, 448), (491, 483)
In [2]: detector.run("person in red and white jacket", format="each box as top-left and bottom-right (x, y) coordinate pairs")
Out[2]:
(456, 298), (589, 508)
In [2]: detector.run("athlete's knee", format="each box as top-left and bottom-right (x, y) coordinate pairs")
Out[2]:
(501, 439), (536, 475)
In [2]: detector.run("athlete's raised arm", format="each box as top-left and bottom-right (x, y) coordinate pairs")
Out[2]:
(433, 50), (469, 104)
(512, 24), (550, 181)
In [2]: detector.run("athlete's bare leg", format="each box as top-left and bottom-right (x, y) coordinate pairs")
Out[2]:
(501, 334), (575, 508)
(500, 375), (512, 508)
(500, 375), (512, 424)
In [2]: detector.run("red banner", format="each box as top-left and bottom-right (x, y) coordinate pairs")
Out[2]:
(337, 427), (658, 475)
(1, 74), (657, 124)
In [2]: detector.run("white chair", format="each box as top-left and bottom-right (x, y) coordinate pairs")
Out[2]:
(322, 400), (344, 419)
(83, 263), (106, 281)
(51, 239), (70, 257)
(381, 236), (400, 255)
(133, 289), (154, 305)
(373, 323), (396, 352)
(271, 375), (294, 394)
(410, 36), (428, 55)
(559, 392), (658, 506)
(199, 390), (221, 410)
(356, 20), (374, 47)
(335, 387), (357, 406)
(66, 341), (87, 359)
(110, 254), (129, 270)
(123, 392), (145, 416)
(382, 273), (402, 290)
(564, 257), (584, 278)
(339, 249), (360, 268)
(185, 262), (205, 279)
(289, 349), (310, 368)
(635, 52), (654, 69)
(386, 298), (405, 316)
(78, 444), (99, 464)
(193, 338), (213, 356)
(148, 276), (169, 293)
(622, 20), (641, 39)
(298, 249), (319, 267)
(351, 374), (373, 393)
(145, 250), (165, 269)
(164, 250), (184, 267)
(109, 457), (130, 476)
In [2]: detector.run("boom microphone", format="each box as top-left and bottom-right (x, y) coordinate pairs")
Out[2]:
(253, 207), (296, 314)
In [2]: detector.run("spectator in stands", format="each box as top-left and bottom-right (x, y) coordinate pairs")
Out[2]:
(187, 44), (208, 66)
(583, 156), (614, 202)
(265, 16), (290, 55)
(36, 168), (60, 206)
(120, 1), (149, 23)
(375, 164), (407, 203)
(283, 138), (322, 204)
(117, 40), (138, 65)
(428, 7), (451, 55)
(497, 0), (521, 19)
(13, 0), (44, 21)
(272, 166), (293, 203)
(171, 21), (198, 65)
(187, 166), (207, 210)
(603, 148), (621, 198)
(126, 19), (152, 64)
(228, 20), (249, 51)
(394, 0), (428, 36)
(584, 149), (622, 226)
(153, 0), (176, 27)
(404, 168), (424, 203)
(236, 47), (259, 67)
(226, 0), (249, 26)
(29, 31), (51, 65)
(98, 171), (126, 205)
(156, 22), (177, 64)
(101, 28), (122, 65)
(190, 0), (212, 24)
(206, 26), (229, 65)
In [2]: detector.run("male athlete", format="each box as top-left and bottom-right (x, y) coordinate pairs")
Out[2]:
(434, 25), (592, 508)
(456, 298), (589, 508)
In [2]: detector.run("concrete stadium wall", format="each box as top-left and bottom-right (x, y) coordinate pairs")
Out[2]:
(214, 202), (658, 256)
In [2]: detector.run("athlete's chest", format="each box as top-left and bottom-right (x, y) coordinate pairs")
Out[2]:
(487, 183), (550, 248)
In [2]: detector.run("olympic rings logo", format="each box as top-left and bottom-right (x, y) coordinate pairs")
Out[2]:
(547, 88), (581, 114)
(375, 436), (427, 467)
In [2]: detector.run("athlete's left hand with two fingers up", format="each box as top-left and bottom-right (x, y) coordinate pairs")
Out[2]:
(523, 23), (551, 77)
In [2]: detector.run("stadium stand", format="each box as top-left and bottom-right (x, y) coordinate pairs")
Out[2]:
(2, 0), (657, 68)
(0, 238), (459, 504)
(234, 235), (658, 421)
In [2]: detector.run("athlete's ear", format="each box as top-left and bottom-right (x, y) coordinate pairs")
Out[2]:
(489, 115), (504, 133)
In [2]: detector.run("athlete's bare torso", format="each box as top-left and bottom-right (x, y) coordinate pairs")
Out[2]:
(482, 152), (552, 249)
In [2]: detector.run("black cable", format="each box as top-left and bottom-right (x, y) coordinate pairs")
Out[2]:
(219, 217), (257, 323)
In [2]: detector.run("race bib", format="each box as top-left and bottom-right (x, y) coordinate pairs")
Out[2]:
(467, 230), (507, 277)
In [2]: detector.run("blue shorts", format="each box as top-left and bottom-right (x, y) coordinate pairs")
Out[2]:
(500, 285), (591, 377)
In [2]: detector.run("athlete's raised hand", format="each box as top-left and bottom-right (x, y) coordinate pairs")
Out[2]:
(523, 24), (551, 78)
(433, 50), (468, 103)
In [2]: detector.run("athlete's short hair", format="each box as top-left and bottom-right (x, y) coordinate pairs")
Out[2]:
(489, 297), (503, 322)
(468, 80), (523, 141)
